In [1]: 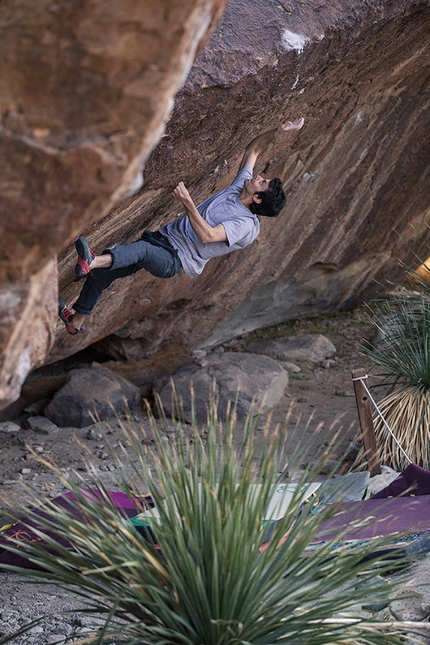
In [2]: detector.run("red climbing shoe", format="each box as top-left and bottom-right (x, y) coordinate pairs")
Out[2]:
(59, 300), (85, 336)
(75, 236), (95, 277)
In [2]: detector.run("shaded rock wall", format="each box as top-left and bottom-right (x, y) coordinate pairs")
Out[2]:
(50, 0), (430, 364)
(2, 0), (430, 407)
(0, 0), (229, 408)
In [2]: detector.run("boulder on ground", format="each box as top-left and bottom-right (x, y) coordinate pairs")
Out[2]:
(278, 361), (301, 373)
(0, 421), (21, 434)
(248, 335), (336, 363)
(154, 352), (289, 423)
(45, 365), (141, 428)
(24, 416), (58, 435)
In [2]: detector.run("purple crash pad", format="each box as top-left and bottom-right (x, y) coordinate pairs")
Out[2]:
(314, 496), (430, 542)
(314, 465), (430, 543)
(0, 489), (154, 570)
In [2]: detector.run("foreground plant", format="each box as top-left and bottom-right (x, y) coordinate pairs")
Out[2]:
(0, 401), (411, 645)
(363, 293), (430, 469)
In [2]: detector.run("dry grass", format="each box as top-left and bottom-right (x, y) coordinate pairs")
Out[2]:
(372, 386), (430, 470)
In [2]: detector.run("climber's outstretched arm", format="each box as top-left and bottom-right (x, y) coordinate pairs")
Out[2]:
(238, 118), (305, 171)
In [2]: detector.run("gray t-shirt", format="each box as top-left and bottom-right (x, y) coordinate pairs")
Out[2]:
(159, 166), (259, 278)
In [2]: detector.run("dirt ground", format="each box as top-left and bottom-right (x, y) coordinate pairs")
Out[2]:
(223, 304), (379, 471)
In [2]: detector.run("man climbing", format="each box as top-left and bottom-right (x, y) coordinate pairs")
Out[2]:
(59, 118), (304, 335)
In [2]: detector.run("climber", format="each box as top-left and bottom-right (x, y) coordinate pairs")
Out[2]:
(59, 118), (304, 335)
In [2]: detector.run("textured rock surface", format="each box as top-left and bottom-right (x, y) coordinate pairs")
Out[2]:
(2, 0), (430, 408)
(154, 352), (289, 422)
(45, 364), (141, 427)
(51, 0), (430, 362)
(0, 258), (58, 408)
(0, 0), (229, 409)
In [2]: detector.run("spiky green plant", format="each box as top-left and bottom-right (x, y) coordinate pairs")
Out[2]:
(363, 293), (430, 469)
(0, 401), (412, 645)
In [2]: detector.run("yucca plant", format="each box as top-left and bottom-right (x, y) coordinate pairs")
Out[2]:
(363, 292), (430, 469)
(0, 399), (414, 645)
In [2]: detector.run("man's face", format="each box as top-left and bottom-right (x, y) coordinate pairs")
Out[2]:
(244, 175), (271, 201)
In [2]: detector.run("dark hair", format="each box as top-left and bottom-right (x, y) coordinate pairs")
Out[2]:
(249, 178), (286, 217)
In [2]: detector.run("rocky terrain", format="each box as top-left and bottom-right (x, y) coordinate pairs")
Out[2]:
(0, 307), (374, 498)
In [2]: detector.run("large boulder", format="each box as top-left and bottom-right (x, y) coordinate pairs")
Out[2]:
(0, 0), (229, 409)
(154, 352), (289, 423)
(45, 364), (141, 428)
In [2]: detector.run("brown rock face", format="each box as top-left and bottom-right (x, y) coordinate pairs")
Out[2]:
(0, 0), (229, 408)
(2, 0), (430, 407)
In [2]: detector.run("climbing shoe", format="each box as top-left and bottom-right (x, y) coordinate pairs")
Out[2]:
(75, 236), (95, 277)
(59, 300), (85, 336)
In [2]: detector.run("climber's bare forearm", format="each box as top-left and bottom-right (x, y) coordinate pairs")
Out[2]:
(239, 118), (305, 170)
(172, 182), (227, 244)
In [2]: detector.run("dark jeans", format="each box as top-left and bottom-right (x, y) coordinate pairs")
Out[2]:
(73, 231), (182, 315)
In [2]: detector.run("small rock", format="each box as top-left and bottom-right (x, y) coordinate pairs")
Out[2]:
(192, 349), (207, 360)
(53, 622), (74, 636)
(0, 421), (21, 434)
(390, 592), (430, 621)
(279, 361), (301, 373)
(46, 635), (66, 645)
(87, 428), (103, 440)
(70, 617), (83, 627)
(20, 467), (31, 475)
(25, 416), (59, 434)
(297, 397), (308, 403)
(321, 359), (335, 369)
(334, 389), (354, 397)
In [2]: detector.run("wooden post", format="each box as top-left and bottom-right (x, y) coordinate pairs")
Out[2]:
(351, 369), (381, 476)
